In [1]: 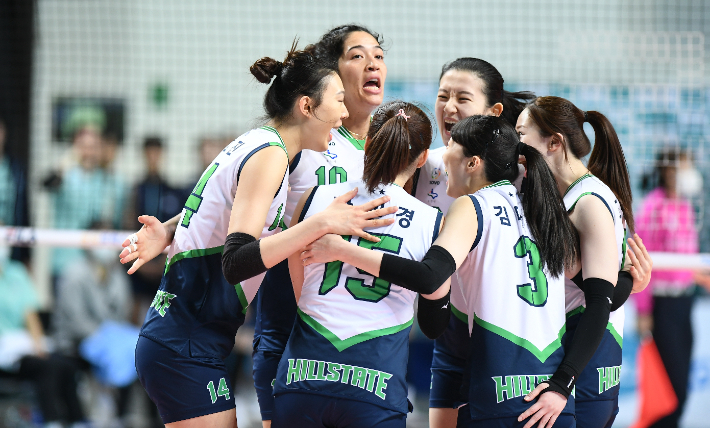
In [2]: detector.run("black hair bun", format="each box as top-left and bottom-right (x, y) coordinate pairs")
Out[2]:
(250, 57), (283, 84)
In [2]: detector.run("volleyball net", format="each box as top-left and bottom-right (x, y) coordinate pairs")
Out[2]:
(1, 0), (705, 295)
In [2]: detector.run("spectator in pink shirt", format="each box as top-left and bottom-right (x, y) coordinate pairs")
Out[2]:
(634, 148), (708, 428)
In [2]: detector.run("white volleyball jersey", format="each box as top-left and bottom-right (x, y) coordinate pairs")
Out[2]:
(455, 181), (570, 420)
(413, 147), (455, 214)
(275, 181), (442, 412)
(298, 180), (442, 345)
(456, 181), (567, 348)
(166, 126), (290, 304)
(284, 126), (365, 226)
(563, 173), (626, 338)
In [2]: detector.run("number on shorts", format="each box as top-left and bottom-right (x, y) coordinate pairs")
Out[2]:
(181, 163), (219, 228)
(513, 236), (548, 307)
(206, 377), (230, 404)
(319, 233), (403, 303)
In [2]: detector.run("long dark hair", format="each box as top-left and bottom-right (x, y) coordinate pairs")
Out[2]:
(250, 40), (337, 123)
(525, 96), (634, 231)
(363, 101), (432, 193)
(440, 58), (535, 127)
(451, 116), (578, 276)
(312, 24), (383, 71)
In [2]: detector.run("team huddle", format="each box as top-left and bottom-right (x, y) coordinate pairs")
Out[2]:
(118, 25), (652, 428)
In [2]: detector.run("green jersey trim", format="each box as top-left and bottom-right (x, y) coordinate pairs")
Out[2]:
(451, 304), (468, 324)
(260, 126), (289, 158)
(563, 173), (593, 197)
(164, 245), (224, 275)
(297, 308), (413, 352)
(234, 283), (249, 314)
(337, 127), (366, 151)
(565, 305), (623, 349)
(473, 314), (565, 363)
(481, 180), (512, 190)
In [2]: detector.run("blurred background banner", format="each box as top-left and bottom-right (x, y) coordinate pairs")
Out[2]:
(1, 1), (710, 427)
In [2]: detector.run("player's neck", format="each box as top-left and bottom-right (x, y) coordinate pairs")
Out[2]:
(554, 157), (589, 196)
(271, 122), (303, 163)
(341, 111), (371, 139)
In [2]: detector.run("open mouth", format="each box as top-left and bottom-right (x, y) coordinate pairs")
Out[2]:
(363, 78), (380, 90)
(444, 119), (457, 132)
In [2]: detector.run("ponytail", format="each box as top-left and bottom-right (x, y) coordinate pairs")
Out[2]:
(500, 90), (536, 128)
(519, 143), (579, 277)
(585, 111), (635, 231)
(527, 97), (634, 231)
(363, 101), (432, 193)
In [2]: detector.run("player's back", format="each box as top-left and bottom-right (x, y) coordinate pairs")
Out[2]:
(274, 180), (442, 414)
(455, 180), (571, 420)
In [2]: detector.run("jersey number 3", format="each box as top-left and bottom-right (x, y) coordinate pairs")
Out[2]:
(513, 236), (548, 307)
(319, 233), (403, 303)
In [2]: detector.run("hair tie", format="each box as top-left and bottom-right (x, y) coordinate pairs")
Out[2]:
(395, 109), (410, 121)
(583, 111), (588, 122)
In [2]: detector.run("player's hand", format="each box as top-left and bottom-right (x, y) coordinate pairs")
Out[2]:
(301, 234), (347, 266)
(518, 382), (567, 428)
(120, 215), (171, 274)
(625, 234), (652, 293)
(317, 187), (397, 243)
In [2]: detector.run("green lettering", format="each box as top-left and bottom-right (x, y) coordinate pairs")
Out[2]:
(351, 366), (367, 389)
(520, 375), (534, 396)
(268, 204), (284, 231)
(536, 375), (550, 384)
(598, 367), (612, 394)
(375, 372), (392, 400)
(340, 365), (354, 384)
(326, 363), (341, 382)
(493, 376), (515, 403)
(299, 359), (309, 383)
(286, 359), (300, 384)
(316, 361), (328, 381)
(306, 360), (318, 380)
(365, 369), (379, 392)
(513, 375), (522, 397)
(182, 163), (218, 227)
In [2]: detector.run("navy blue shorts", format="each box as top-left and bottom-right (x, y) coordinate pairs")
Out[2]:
(430, 313), (469, 408)
(252, 259), (297, 420)
(575, 399), (618, 428)
(272, 392), (406, 428)
(135, 336), (235, 423)
(457, 412), (576, 428)
(252, 349), (281, 420)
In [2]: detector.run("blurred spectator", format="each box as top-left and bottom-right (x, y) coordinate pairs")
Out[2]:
(44, 126), (127, 279)
(199, 135), (228, 171)
(123, 136), (184, 324)
(0, 246), (87, 427)
(634, 148), (710, 428)
(53, 223), (142, 425)
(0, 117), (30, 263)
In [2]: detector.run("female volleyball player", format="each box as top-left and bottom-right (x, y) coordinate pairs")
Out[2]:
(270, 101), (446, 428)
(120, 44), (397, 427)
(412, 57), (535, 428)
(302, 115), (580, 427)
(516, 97), (652, 428)
(252, 25), (387, 427)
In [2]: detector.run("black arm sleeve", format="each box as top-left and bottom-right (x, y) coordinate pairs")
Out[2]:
(221, 232), (267, 285)
(570, 270), (632, 312)
(610, 272), (633, 312)
(379, 245), (456, 295)
(546, 277), (614, 398)
(417, 289), (452, 340)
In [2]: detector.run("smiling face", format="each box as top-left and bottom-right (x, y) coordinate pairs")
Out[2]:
(435, 69), (498, 146)
(515, 108), (551, 158)
(337, 31), (387, 116)
(307, 73), (349, 151)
